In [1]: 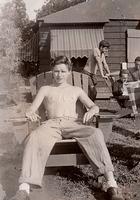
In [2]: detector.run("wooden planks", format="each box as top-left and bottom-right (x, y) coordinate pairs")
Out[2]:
(46, 154), (89, 167)
(44, 71), (53, 85)
(104, 20), (139, 72)
(81, 73), (89, 95)
(32, 71), (114, 104)
(72, 71), (82, 88)
(29, 76), (36, 99)
(35, 71), (113, 103)
(95, 75), (112, 99)
(36, 73), (45, 90)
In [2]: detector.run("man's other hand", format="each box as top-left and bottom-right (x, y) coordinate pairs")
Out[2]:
(26, 111), (41, 122)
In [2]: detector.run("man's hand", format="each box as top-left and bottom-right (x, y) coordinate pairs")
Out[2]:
(106, 73), (111, 77)
(26, 111), (41, 122)
(102, 75), (108, 79)
(83, 110), (98, 124)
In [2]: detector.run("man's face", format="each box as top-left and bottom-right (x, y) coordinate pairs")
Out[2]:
(135, 60), (140, 69)
(52, 64), (70, 84)
(121, 73), (128, 82)
(100, 46), (109, 56)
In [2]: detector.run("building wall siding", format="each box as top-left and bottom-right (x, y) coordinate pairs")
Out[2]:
(38, 20), (140, 73)
(38, 23), (104, 72)
(104, 20), (140, 72)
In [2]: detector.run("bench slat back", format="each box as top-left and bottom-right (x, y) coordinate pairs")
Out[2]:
(44, 71), (53, 85)
(29, 76), (36, 99)
(35, 71), (89, 121)
(71, 72), (88, 118)
(29, 71), (117, 143)
(36, 71), (89, 93)
(82, 73), (89, 94)
(36, 73), (45, 89)
(72, 71), (82, 88)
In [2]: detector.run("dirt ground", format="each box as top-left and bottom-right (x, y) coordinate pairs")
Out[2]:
(0, 72), (140, 200)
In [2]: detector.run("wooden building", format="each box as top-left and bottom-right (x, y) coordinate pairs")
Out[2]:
(21, 0), (140, 73)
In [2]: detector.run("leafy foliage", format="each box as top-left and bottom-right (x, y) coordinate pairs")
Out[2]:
(0, 1), (21, 72)
(37, 0), (86, 18)
(10, 0), (35, 42)
(12, 0), (35, 42)
(0, 0), (36, 72)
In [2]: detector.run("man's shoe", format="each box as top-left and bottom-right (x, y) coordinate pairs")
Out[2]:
(9, 190), (29, 200)
(107, 187), (124, 200)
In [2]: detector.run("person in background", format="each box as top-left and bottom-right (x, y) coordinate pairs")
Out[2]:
(84, 40), (111, 79)
(112, 69), (129, 108)
(128, 56), (140, 81)
(83, 40), (112, 101)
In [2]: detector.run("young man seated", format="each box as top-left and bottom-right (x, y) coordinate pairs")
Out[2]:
(10, 56), (124, 200)
(112, 69), (129, 108)
(128, 56), (140, 81)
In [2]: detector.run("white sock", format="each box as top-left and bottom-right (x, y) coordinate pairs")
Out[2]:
(107, 180), (118, 188)
(19, 183), (30, 194)
(105, 171), (118, 188)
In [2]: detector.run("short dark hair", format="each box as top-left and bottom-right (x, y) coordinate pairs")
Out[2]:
(99, 40), (110, 48)
(135, 56), (140, 62)
(51, 56), (72, 71)
(119, 69), (128, 77)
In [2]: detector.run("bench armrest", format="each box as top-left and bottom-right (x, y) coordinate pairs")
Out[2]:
(6, 113), (117, 132)
(94, 113), (120, 128)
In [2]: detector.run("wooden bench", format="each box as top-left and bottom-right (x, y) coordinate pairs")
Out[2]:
(29, 71), (118, 167)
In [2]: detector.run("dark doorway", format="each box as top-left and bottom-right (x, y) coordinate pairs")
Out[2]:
(71, 57), (88, 72)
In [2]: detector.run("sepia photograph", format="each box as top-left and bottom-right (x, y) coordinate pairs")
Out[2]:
(0, 0), (140, 200)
